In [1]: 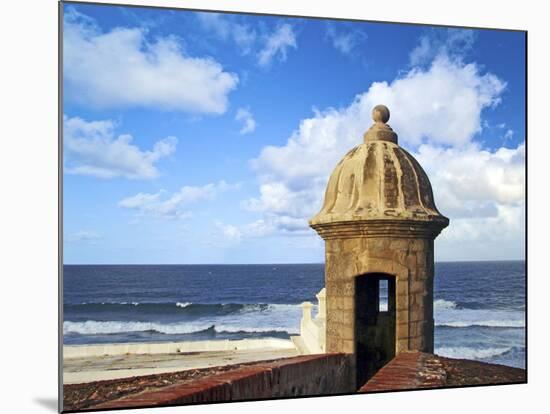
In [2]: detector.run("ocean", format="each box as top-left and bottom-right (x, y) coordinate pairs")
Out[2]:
(63, 261), (526, 369)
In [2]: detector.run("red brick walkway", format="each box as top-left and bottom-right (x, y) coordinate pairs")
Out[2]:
(358, 352), (447, 392)
(88, 354), (352, 410)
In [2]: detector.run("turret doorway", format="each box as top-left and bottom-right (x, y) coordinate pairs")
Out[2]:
(355, 273), (396, 387)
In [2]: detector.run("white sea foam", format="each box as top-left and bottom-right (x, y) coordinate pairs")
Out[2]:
(436, 346), (512, 360)
(229, 303), (303, 314)
(65, 302), (303, 336)
(80, 301), (141, 306)
(176, 302), (192, 308)
(63, 320), (297, 335)
(367, 298), (521, 329)
(436, 320), (525, 328)
(214, 303), (301, 334)
(216, 324), (298, 334)
(268, 303), (307, 313)
(63, 320), (212, 335)
(435, 307), (524, 328)
(434, 299), (457, 310)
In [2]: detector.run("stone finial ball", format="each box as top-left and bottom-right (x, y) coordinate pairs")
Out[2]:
(372, 105), (390, 123)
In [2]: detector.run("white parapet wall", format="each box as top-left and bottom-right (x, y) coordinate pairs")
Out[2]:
(64, 337), (296, 359)
(292, 288), (326, 354)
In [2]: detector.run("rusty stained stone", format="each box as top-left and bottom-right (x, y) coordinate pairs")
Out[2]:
(396, 279), (408, 297)
(326, 294), (338, 310)
(396, 323), (409, 339)
(331, 281), (354, 296)
(416, 252), (428, 269)
(397, 338), (410, 353)
(344, 145), (361, 159)
(342, 296), (354, 311)
(342, 340), (355, 353)
(409, 320), (429, 337)
(383, 143), (399, 209)
(393, 146), (421, 209)
(360, 144), (380, 215)
(409, 280), (429, 294)
(326, 336), (339, 351)
(408, 335), (432, 352)
(396, 297), (410, 315)
(339, 323), (354, 338)
(328, 309), (344, 324)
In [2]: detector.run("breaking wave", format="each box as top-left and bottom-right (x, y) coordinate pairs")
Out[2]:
(434, 299), (457, 310)
(436, 346), (513, 360)
(435, 307), (524, 328)
(63, 320), (297, 336)
(63, 302), (304, 337)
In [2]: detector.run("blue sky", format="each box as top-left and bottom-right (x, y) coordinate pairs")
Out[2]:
(62, 2), (525, 264)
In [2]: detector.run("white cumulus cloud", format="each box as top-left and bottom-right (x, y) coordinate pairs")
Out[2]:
(196, 12), (257, 55)
(326, 24), (367, 55)
(214, 221), (242, 241)
(409, 29), (476, 67)
(235, 107), (257, 134)
(211, 214), (311, 245)
(364, 57), (506, 147)
(415, 143), (525, 218)
(119, 181), (240, 219)
(64, 9), (238, 113)
(243, 43), (524, 259)
(64, 115), (177, 179)
(258, 24), (297, 67)
(251, 55), (506, 190)
(197, 13), (297, 70)
(414, 142), (525, 259)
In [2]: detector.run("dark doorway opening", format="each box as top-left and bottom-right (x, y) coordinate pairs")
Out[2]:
(355, 273), (396, 387)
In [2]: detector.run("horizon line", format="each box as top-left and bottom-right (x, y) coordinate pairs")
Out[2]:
(63, 259), (526, 266)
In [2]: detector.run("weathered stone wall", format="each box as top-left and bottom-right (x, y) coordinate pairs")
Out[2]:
(90, 354), (354, 410)
(325, 236), (435, 357)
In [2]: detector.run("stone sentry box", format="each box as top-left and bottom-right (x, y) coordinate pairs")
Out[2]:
(309, 105), (449, 388)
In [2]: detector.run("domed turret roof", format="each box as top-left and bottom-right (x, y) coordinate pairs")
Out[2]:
(309, 105), (449, 232)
